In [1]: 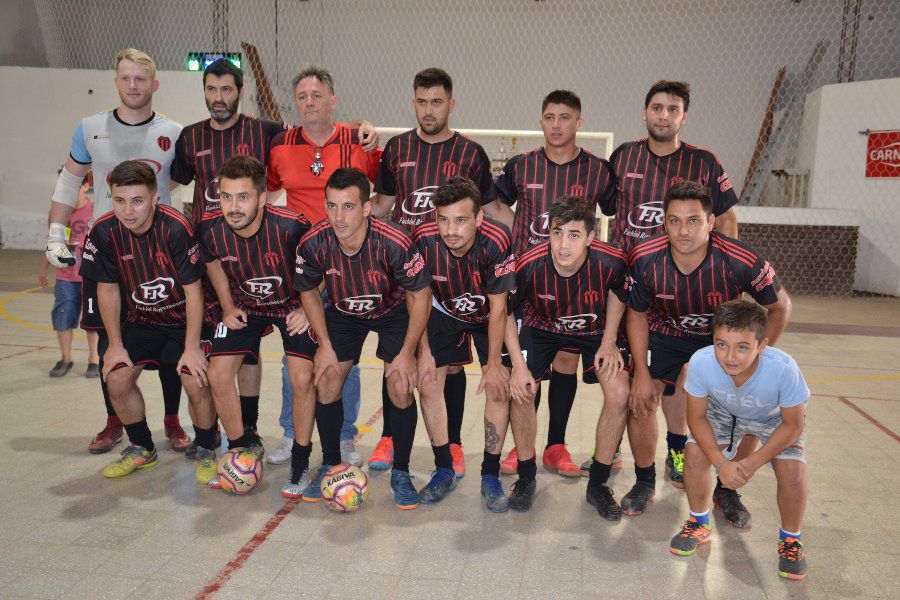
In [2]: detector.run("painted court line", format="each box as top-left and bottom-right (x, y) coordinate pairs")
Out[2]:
(838, 396), (900, 443)
(195, 406), (383, 599)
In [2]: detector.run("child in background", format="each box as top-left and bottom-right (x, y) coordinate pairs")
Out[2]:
(39, 173), (99, 377)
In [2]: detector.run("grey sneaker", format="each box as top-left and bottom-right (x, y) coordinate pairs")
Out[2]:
(340, 439), (363, 467)
(85, 363), (100, 378)
(49, 361), (73, 377)
(267, 436), (293, 465)
(281, 467), (311, 499)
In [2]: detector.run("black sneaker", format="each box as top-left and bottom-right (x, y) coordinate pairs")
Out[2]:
(665, 449), (684, 489)
(778, 538), (807, 580)
(185, 430), (222, 460)
(620, 481), (655, 516)
(247, 427), (265, 460)
(586, 484), (622, 522)
(713, 484), (752, 528)
(49, 361), (73, 377)
(508, 477), (536, 512)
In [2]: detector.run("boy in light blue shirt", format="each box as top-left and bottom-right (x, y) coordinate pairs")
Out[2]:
(669, 299), (810, 581)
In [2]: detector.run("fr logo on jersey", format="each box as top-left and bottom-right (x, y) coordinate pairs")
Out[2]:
(529, 211), (551, 237)
(627, 201), (664, 230)
(674, 313), (712, 333)
(133, 277), (175, 306)
(157, 136), (171, 151)
(337, 294), (381, 315)
(556, 313), (598, 331)
(402, 186), (439, 216)
(444, 293), (486, 316)
(241, 276), (283, 300)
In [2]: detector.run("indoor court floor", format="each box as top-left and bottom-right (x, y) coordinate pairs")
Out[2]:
(1, 249), (897, 600)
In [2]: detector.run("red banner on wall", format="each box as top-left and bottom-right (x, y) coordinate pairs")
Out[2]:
(866, 131), (900, 178)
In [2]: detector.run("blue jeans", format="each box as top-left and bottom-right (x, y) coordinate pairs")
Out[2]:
(280, 355), (360, 441)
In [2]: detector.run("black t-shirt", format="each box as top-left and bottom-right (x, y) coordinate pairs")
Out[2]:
(376, 130), (495, 232)
(413, 216), (515, 325)
(495, 148), (616, 257)
(626, 231), (781, 338)
(80, 205), (202, 325)
(609, 139), (738, 253)
(199, 205), (310, 318)
(295, 217), (431, 319)
(511, 241), (628, 336)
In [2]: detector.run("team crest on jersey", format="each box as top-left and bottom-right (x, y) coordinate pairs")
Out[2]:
(133, 277), (175, 306)
(627, 201), (665, 230)
(155, 251), (171, 271)
(264, 252), (280, 269)
(366, 269), (384, 287)
(569, 184), (585, 197)
(241, 276), (282, 300)
(236, 143), (250, 156)
(556, 313), (598, 331)
(442, 161), (458, 177)
(529, 211), (551, 237)
(337, 294), (381, 315)
(402, 186), (439, 216)
(706, 292), (723, 308)
(157, 136), (172, 151)
(443, 293), (485, 316)
(583, 290), (600, 305)
(670, 176), (685, 186)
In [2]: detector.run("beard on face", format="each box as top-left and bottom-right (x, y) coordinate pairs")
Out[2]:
(208, 96), (240, 123)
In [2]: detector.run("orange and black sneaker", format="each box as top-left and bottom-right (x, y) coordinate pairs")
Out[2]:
(542, 444), (580, 477)
(778, 538), (808, 580)
(499, 448), (518, 475)
(669, 516), (712, 555)
(368, 436), (394, 470)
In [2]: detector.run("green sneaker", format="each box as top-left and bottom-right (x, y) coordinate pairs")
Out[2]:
(665, 448), (684, 489)
(102, 444), (159, 478)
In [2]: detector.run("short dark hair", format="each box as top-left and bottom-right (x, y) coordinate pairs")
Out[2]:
(326, 168), (370, 204)
(664, 180), (713, 216)
(413, 68), (453, 96)
(203, 57), (243, 89)
(542, 89), (581, 114)
(713, 299), (768, 342)
(644, 80), (691, 112)
(549, 195), (596, 234)
(217, 155), (265, 194)
(431, 176), (481, 213)
(293, 66), (334, 94)
(108, 160), (157, 195)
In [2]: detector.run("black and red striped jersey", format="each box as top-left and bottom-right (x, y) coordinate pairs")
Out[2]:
(80, 205), (202, 326)
(171, 114), (286, 228)
(495, 148), (616, 257)
(294, 217), (431, 319)
(413, 216), (515, 325)
(626, 231), (781, 338)
(512, 240), (628, 336)
(376, 130), (495, 232)
(199, 205), (310, 318)
(609, 139), (738, 253)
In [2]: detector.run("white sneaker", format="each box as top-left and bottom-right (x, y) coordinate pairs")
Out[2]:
(340, 439), (363, 467)
(267, 436), (293, 465)
(281, 467), (311, 499)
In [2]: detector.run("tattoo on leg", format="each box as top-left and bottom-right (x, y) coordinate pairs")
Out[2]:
(484, 418), (501, 454)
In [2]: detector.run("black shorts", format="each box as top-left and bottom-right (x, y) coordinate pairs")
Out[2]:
(519, 324), (631, 385)
(79, 277), (104, 331)
(105, 323), (187, 372)
(326, 304), (408, 364)
(648, 332), (712, 395)
(428, 309), (511, 368)
(209, 315), (315, 362)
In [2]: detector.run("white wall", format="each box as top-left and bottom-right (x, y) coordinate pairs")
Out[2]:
(0, 67), (209, 249)
(795, 77), (900, 296)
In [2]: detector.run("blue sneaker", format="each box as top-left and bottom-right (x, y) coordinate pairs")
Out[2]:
(390, 470), (420, 510)
(480, 474), (509, 513)
(302, 464), (332, 503)
(419, 467), (458, 504)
